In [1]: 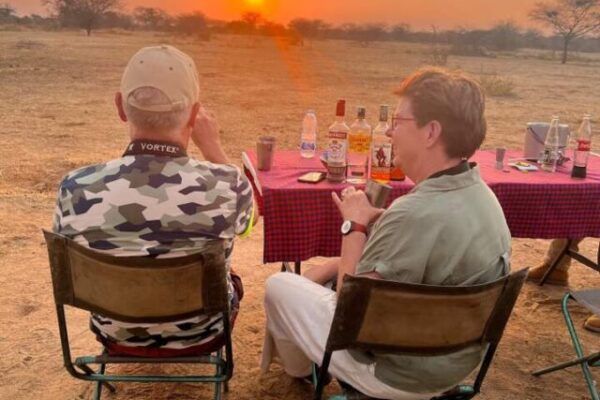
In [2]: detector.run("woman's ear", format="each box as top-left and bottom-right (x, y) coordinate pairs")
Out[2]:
(425, 120), (443, 148)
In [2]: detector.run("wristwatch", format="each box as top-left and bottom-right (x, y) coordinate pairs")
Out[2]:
(340, 220), (368, 236)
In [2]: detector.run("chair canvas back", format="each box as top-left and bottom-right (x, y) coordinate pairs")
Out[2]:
(326, 269), (528, 356)
(43, 230), (229, 323)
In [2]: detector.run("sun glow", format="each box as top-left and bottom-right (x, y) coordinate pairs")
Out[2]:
(244, 0), (265, 6)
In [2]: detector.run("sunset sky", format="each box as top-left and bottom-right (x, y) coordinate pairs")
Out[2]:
(13, 0), (542, 29)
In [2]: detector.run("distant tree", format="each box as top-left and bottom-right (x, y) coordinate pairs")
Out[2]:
(132, 7), (171, 31)
(529, 0), (600, 63)
(44, 0), (121, 36)
(0, 3), (14, 17)
(390, 23), (411, 41)
(449, 27), (494, 57)
(0, 2), (17, 23)
(101, 11), (133, 29)
(173, 12), (210, 40)
(487, 21), (521, 51)
(241, 11), (262, 31)
(288, 18), (329, 40)
(426, 25), (449, 66)
(357, 24), (387, 46)
(523, 28), (546, 48)
(259, 20), (287, 36)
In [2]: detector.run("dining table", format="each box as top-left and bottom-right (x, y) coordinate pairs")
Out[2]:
(242, 149), (600, 272)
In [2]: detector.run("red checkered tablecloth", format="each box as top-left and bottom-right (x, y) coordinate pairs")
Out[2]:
(243, 150), (600, 263)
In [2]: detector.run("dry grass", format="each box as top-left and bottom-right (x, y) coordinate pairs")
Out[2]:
(479, 73), (516, 97)
(1, 30), (600, 400)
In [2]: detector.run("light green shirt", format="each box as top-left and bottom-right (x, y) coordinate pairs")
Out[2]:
(354, 165), (511, 393)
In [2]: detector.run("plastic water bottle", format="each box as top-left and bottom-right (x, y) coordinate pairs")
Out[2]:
(300, 110), (317, 158)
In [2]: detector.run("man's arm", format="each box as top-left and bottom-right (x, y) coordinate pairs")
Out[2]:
(191, 106), (230, 164)
(331, 187), (384, 294)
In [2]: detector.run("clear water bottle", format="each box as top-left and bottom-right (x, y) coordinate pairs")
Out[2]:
(300, 110), (317, 158)
(540, 116), (560, 172)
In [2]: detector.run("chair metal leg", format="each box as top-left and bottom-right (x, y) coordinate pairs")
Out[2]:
(533, 352), (600, 376)
(561, 294), (600, 400)
(214, 349), (223, 400)
(314, 352), (332, 400)
(92, 363), (112, 400)
(77, 363), (116, 393)
(534, 294), (600, 400)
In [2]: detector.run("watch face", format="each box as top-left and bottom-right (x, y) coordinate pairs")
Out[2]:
(341, 220), (352, 235)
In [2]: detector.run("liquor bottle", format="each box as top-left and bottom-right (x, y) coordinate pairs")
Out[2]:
(389, 114), (406, 181)
(370, 105), (391, 183)
(300, 110), (317, 158)
(540, 116), (560, 173)
(327, 100), (350, 182)
(571, 114), (593, 179)
(347, 106), (372, 184)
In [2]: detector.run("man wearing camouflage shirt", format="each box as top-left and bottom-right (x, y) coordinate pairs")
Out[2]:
(53, 45), (256, 356)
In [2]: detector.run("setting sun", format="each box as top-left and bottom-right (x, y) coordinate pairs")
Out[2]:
(245, 0), (264, 6)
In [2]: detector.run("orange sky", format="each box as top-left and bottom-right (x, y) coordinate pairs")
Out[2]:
(13, 0), (542, 29)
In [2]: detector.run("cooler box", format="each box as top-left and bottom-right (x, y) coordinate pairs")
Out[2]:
(524, 122), (570, 160)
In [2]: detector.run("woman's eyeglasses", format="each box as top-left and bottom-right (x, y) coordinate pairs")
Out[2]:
(391, 115), (416, 129)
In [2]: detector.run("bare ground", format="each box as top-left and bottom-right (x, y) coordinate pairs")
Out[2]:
(1, 30), (600, 399)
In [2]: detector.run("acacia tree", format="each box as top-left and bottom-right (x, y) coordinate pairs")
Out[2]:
(132, 7), (172, 31)
(529, 0), (600, 63)
(44, 0), (120, 36)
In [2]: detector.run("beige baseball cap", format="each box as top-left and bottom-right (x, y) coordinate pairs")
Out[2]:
(120, 45), (200, 112)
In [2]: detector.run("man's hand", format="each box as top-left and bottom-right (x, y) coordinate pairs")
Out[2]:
(332, 187), (384, 226)
(191, 106), (230, 164)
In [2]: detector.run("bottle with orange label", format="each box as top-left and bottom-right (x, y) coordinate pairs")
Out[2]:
(347, 106), (371, 184)
(389, 114), (406, 181)
(370, 105), (391, 183)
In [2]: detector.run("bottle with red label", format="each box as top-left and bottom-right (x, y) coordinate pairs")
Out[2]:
(571, 114), (593, 179)
(327, 100), (350, 182)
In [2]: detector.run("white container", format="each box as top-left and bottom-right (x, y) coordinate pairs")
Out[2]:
(524, 122), (570, 160)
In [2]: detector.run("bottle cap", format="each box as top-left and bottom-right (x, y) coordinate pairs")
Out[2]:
(357, 106), (366, 119)
(379, 105), (389, 122)
(335, 100), (346, 117)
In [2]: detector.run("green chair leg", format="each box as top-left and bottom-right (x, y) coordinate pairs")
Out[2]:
(214, 349), (223, 400)
(562, 294), (600, 400)
(92, 363), (111, 400)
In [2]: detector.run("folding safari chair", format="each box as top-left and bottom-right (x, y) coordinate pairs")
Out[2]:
(532, 290), (600, 400)
(312, 269), (529, 400)
(43, 230), (234, 400)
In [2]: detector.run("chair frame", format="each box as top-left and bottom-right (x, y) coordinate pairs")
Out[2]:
(312, 269), (528, 400)
(43, 230), (234, 400)
(532, 292), (600, 400)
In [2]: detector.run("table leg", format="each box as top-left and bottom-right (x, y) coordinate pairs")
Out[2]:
(280, 262), (302, 274)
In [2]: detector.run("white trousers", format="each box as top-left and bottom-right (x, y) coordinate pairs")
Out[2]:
(261, 272), (437, 400)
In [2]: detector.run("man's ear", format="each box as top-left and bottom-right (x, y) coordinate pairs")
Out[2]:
(115, 92), (127, 122)
(187, 102), (201, 128)
(425, 120), (443, 148)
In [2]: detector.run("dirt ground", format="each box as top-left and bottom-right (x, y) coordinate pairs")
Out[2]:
(1, 30), (600, 400)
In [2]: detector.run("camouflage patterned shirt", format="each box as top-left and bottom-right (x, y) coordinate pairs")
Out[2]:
(52, 140), (254, 349)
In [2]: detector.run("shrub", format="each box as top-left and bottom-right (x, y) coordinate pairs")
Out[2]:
(478, 74), (516, 97)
